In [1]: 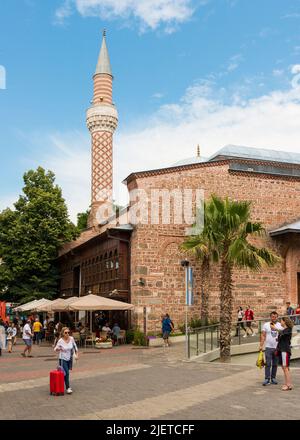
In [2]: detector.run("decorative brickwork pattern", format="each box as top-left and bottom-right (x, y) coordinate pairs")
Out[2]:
(92, 130), (113, 203)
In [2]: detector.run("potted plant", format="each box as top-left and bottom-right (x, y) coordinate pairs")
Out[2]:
(132, 328), (148, 348)
(95, 336), (113, 349)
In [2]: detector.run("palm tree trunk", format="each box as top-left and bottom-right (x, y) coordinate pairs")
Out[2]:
(200, 257), (210, 325)
(219, 256), (233, 363)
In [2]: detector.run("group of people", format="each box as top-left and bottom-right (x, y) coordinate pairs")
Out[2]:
(259, 311), (294, 391)
(76, 320), (122, 345)
(235, 305), (256, 337)
(0, 319), (17, 355)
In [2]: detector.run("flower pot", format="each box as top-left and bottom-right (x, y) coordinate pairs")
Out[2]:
(97, 341), (112, 349)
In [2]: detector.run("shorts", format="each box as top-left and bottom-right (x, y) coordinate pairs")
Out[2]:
(163, 331), (170, 339)
(23, 338), (32, 347)
(277, 351), (291, 368)
(246, 321), (252, 328)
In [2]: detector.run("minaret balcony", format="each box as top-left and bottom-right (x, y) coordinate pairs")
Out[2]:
(86, 104), (118, 134)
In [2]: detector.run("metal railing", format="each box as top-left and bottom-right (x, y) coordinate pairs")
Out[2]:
(187, 313), (300, 359)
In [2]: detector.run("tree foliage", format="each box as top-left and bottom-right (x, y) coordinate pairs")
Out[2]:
(0, 167), (78, 303)
(183, 195), (280, 362)
(77, 210), (90, 232)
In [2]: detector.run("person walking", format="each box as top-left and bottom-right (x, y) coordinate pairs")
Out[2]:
(6, 322), (17, 353)
(21, 319), (33, 357)
(0, 319), (6, 356)
(53, 321), (63, 347)
(244, 305), (255, 337)
(32, 318), (43, 345)
(111, 323), (120, 345)
(54, 327), (79, 394)
(271, 316), (294, 391)
(162, 313), (174, 347)
(286, 302), (294, 316)
(235, 307), (246, 337)
(295, 304), (300, 326)
(259, 311), (283, 386)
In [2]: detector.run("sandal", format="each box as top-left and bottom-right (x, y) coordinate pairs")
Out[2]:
(282, 385), (292, 391)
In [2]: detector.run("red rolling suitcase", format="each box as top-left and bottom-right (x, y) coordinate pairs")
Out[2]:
(50, 370), (65, 396)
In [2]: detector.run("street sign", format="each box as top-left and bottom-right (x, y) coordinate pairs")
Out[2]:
(186, 266), (193, 306)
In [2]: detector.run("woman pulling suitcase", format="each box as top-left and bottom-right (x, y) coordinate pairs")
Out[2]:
(54, 327), (79, 394)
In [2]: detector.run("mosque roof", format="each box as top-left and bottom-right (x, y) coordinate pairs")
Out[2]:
(269, 220), (300, 237)
(209, 144), (300, 165)
(172, 156), (208, 166)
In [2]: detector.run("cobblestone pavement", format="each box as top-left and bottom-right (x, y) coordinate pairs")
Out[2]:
(1, 340), (300, 420)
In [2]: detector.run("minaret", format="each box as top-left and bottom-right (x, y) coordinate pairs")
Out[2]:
(86, 30), (118, 227)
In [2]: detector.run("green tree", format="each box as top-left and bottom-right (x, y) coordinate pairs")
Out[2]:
(0, 167), (78, 303)
(77, 210), (90, 231)
(183, 195), (279, 362)
(181, 202), (218, 323)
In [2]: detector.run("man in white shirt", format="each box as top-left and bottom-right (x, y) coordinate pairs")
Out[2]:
(21, 319), (33, 358)
(259, 311), (283, 386)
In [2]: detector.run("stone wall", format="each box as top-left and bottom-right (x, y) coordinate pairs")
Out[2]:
(128, 162), (300, 331)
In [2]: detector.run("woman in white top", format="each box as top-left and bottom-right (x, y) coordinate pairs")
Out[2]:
(235, 307), (246, 337)
(0, 320), (6, 355)
(6, 323), (17, 353)
(54, 327), (79, 394)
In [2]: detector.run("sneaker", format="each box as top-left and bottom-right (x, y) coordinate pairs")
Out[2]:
(66, 388), (73, 394)
(271, 379), (278, 385)
(262, 379), (271, 386)
(251, 333), (256, 337)
(243, 334), (247, 338)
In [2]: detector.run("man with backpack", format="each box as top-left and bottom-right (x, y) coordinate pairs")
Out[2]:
(162, 313), (174, 347)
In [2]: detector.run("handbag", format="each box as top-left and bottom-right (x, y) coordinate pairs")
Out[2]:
(72, 341), (78, 364)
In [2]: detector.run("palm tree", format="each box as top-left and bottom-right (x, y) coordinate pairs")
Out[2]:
(181, 203), (217, 323)
(208, 195), (279, 362)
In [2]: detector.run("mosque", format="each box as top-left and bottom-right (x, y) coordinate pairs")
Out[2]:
(58, 32), (300, 331)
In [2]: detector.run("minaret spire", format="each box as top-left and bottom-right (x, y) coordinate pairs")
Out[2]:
(86, 31), (118, 227)
(95, 29), (112, 77)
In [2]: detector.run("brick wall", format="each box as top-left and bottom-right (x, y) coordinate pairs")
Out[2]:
(129, 163), (300, 331)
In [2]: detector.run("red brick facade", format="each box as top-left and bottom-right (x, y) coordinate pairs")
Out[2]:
(128, 161), (300, 331)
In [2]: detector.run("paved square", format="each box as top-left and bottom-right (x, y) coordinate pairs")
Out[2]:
(1, 340), (300, 420)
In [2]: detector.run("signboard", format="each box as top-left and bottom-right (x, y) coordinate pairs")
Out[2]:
(186, 267), (193, 306)
(0, 301), (6, 321)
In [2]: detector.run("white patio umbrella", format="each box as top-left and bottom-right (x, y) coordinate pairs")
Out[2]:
(14, 298), (51, 313)
(36, 298), (65, 313)
(69, 294), (134, 332)
(14, 299), (38, 312)
(30, 299), (52, 312)
(69, 294), (134, 311)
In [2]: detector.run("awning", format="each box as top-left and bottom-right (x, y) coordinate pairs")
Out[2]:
(68, 294), (135, 311)
(36, 297), (78, 312)
(14, 300), (38, 312)
(270, 220), (300, 237)
(14, 298), (51, 312)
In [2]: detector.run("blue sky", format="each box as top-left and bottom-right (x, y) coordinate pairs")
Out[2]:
(1, 0), (300, 221)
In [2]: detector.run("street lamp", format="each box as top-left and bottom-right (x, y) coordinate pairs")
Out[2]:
(181, 259), (191, 359)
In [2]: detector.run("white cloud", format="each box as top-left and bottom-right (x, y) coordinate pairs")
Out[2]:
(227, 54), (243, 72)
(56, 0), (195, 31)
(152, 92), (164, 99)
(55, 0), (73, 24)
(24, 65), (300, 222)
(282, 13), (300, 19)
(272, 69), (284, 77)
